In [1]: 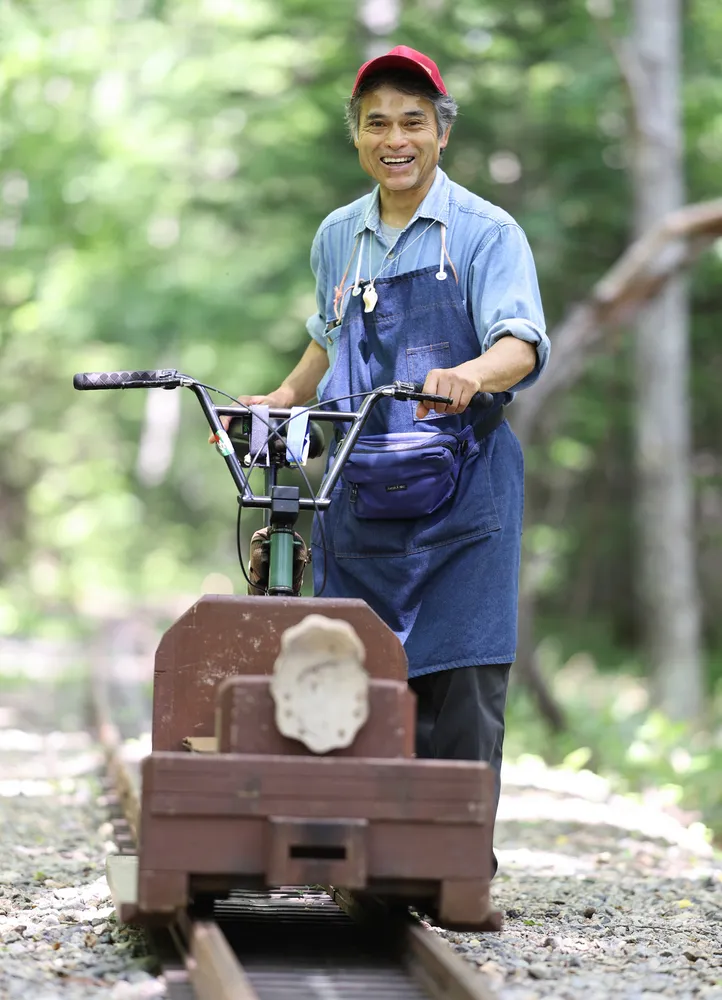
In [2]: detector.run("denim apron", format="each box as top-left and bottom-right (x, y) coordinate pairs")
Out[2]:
(312, 232), (524, 679)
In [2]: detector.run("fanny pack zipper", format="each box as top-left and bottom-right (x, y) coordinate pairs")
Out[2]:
(351, 437), (457, 457)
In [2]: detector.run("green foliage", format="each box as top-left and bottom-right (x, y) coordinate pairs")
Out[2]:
(0, 0), (368, 624)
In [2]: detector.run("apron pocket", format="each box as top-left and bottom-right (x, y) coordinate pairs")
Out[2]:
(406, 342), (451, 423)
(342, 431), (461, 520)
(406, 341), (450, 382)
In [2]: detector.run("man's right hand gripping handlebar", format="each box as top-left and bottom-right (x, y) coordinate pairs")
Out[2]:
(414, 364), (492, 419)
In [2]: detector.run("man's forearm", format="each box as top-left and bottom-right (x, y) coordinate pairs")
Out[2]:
(460, 335), (537, 393)
(278, 340), (330, 406)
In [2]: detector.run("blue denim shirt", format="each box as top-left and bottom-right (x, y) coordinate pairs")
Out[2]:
(306, 167), (549, 399)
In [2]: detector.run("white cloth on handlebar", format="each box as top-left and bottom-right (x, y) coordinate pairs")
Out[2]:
(286, 407), (310, 467)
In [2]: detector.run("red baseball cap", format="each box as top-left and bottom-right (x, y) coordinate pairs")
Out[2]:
(352, 45), (447, 97)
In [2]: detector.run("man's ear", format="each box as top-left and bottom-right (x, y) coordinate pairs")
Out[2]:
(354, 136), (360, 149)
(440, 126), (452, 150)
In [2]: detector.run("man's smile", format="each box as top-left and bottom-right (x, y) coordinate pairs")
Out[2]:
(380, 155), (416, 171)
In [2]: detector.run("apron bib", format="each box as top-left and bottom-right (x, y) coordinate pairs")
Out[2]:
(312, 239), (524, 677)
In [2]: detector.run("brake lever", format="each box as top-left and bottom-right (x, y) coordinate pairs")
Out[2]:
(391, 380), (453, 405)
(392, 380), (494, 408)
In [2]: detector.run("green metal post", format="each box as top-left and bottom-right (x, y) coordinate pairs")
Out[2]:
(268, 529), (294, 594)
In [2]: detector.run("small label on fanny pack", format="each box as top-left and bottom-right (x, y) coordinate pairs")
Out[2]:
(385, 484), (408, 492)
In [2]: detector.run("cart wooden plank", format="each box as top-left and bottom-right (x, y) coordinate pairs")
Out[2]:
(215, 676), (414, 757)
(141, 753), (492, 823)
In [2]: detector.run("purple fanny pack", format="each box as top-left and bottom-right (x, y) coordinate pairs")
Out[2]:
(342, 429), (470, 520)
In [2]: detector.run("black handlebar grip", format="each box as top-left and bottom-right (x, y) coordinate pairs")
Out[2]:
(410, 382), (494, 409)
(472, 390), (495, 409)
(73, 369), (177, 390)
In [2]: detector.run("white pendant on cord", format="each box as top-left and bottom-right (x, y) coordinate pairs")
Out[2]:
(362, 284), (378, 313)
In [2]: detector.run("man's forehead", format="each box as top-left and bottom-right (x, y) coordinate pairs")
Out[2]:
(359, 88), (433, 117)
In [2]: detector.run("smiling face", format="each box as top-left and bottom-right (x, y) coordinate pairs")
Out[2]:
(355, 85), (450, 201)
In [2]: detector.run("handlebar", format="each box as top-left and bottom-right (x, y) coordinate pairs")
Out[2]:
(72, 369), (185, 390)
(72, 370), (496, 510)
(72, 370), (494, 409)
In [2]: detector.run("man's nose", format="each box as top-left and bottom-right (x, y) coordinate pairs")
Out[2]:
(385, 124), (407, 147)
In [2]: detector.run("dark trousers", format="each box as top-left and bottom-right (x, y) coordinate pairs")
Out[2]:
(409, 663), (511, 876)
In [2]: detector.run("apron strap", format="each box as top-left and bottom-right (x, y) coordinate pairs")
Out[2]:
(472, 404), (505, 441)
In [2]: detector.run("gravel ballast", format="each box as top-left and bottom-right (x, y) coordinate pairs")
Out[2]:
(439, 765), (722, 999)
(0, 682), (163, 1000)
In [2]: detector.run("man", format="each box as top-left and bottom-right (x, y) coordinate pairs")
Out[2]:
(236, 46), (549, 872)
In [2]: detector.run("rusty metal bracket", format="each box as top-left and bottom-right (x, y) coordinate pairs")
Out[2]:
(267, 817), (368, 888)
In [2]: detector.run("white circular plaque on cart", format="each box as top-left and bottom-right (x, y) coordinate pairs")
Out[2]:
(270, 614), (369, 754)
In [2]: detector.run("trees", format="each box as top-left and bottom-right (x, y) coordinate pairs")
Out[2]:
(511, 1), (709, 720)
(629, 0), (702, 719)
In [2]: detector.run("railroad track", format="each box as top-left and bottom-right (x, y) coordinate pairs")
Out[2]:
(92, 655), (496, 1000)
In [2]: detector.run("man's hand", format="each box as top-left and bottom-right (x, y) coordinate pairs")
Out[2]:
(415, 364), (482, 419)
(209, 387), (295, 443)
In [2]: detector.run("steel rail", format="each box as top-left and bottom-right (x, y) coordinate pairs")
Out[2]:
(184, 918), (258, 1000)
(91, 656), (495, 1000)
(331, 888), (494, 1000)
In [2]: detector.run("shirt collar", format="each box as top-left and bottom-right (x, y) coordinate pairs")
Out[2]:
(353, 167), (451, 238)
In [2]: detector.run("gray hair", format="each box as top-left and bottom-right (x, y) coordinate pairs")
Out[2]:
(345, 68), (458, 143)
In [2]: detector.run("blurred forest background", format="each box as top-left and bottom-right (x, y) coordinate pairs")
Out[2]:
(1, 0), (721, 840)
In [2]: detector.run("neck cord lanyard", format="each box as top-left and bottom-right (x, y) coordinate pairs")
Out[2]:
(332, 219), (458, 323)
(353, 219), (437, 312)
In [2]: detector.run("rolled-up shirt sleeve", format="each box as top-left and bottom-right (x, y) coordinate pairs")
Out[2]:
(306, 229), (328, 349)
(469, 223), (549, 391)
